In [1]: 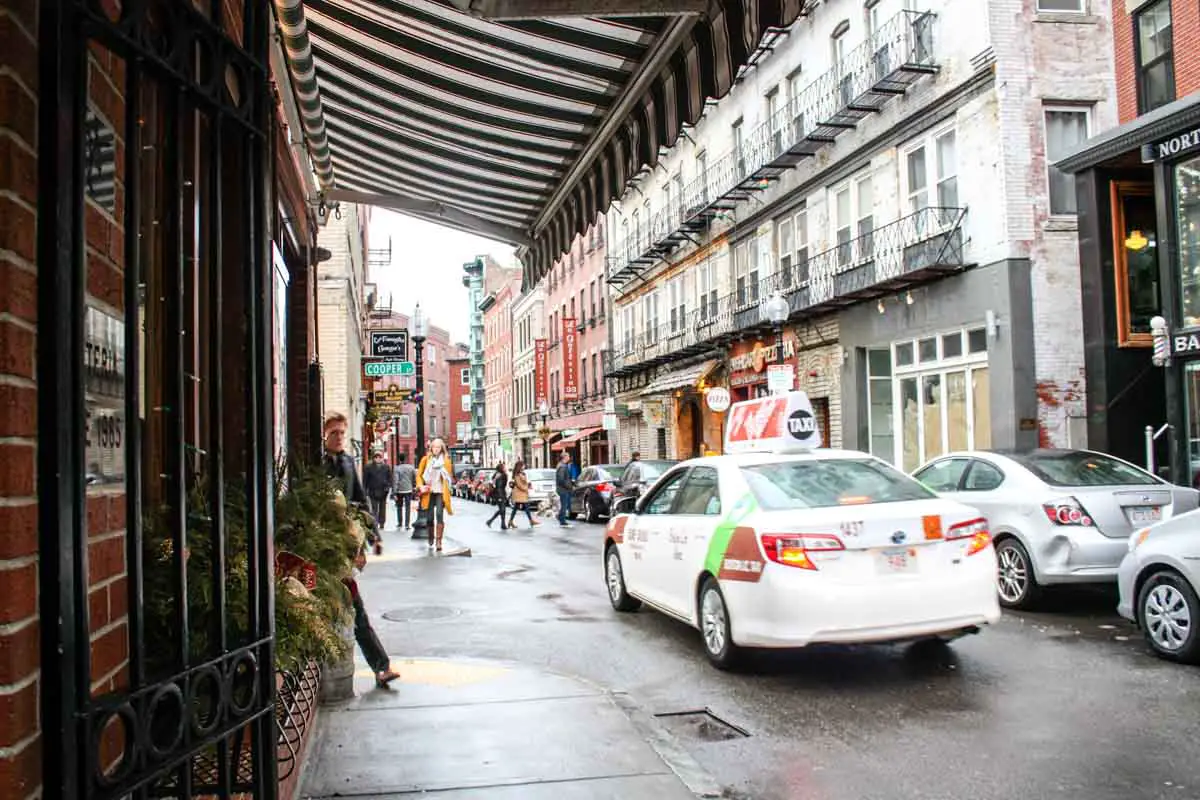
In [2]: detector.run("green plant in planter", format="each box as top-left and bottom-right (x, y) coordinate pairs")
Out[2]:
(141, 457), (363, 676)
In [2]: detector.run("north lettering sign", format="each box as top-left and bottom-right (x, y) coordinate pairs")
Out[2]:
(1152, 126), (1200, 161)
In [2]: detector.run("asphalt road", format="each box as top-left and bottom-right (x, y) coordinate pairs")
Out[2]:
(362, 500), (1200, 800)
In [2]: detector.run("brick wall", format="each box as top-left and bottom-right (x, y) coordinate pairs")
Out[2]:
(1114, 0), (1200, 124)
(0, 0), (39, 796)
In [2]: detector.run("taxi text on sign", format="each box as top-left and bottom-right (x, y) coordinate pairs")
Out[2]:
(724, 391), (823, 454)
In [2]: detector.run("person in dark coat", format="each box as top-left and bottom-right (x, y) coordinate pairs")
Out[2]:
(485, 462), (511, 529)
(555, 452), (575, 528)
(323, 414), (399, 689)
(363, 451), (393, 529)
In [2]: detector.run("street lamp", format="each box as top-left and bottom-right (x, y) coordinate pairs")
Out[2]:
(539, 400), (550, 467)
(411, 303), (429, 540)
(762, 292), (789, 365)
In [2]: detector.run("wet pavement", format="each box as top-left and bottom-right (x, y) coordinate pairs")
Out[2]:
(317, 501), (1200, 800)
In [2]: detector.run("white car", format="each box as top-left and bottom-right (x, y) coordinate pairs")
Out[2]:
(912, 450), (1199, 609)
(1117, 509), (1200, 664)
(602, 392), (1001, 669)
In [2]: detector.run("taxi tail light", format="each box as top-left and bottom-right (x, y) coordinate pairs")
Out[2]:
(1042, 497), (1094, 527)
(946, 518), (991, 556)
(760, 533), (844, 571)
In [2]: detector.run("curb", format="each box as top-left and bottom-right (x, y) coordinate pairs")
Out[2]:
(610, 692), (726, 799)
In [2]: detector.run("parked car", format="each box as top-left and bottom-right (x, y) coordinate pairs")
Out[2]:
(912, 448), (1200, 610)
(567, 464), (625, 522)
(471, 469), (496, 502)
(1117, 508), (1200, 663)
(453, 468), (476, 499)
(610, 460), (678, 512)
(524, 468), (557, 511)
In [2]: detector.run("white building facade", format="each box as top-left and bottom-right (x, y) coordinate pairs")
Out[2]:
(316, 203), (370, 457)
(606, 0), (1116, 469)
(510, 283), (546, 467)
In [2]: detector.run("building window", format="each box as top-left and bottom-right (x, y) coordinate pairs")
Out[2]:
(697, 255), (719, 321)
(766, 87), (782, 151)
(1135, 0), (1174, 114)
(1113, 181), (1163, 345)
(668, 273), (688, 334)
(460, 368), (470, 385)
(732, 118), (744, 173)
(1037, 0), (1084, 10)
(461, 394), (471, 413)
(590, 280), (597, 318)
(399, 415), (412, 436)
(1044, 108), (1089, 215)
(734, 239), (759, 307)
(865, 0), (881, 40)
(1177, 155), (1200, 328)
(871, 328), (991, 471)
(833, 173), (872, 266)
(592, 353), (600, 395)
(643, 290), (660, 343)
(904, 128), (958, 214)
(581, 358), (588, 397)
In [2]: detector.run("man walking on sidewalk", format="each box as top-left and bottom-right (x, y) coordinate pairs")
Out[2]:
(364, 451), (393, 529)
(555, 452), (575, 528)
(392, 453), (415, 530)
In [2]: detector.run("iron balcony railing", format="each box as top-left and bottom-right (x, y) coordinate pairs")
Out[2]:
(607, 9), (937, 287)
(610, 206), (966, 375)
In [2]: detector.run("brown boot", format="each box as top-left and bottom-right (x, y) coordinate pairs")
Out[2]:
(435, 523), (444, 552)
(427, 518), (434, 546)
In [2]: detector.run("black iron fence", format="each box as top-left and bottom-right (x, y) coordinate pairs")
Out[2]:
(607, 9), (938, 285)
(610, 206), (966, 375)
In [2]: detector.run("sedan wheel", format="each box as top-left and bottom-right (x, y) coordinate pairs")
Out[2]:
(585, 497), (601, 524)
(1138, 571), (1200, 664)
(699, 579), (741, 670)
(995, 538), (1041, 610)
(605, 547), (640, 612)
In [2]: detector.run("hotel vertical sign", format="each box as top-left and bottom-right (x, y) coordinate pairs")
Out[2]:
(562, 317), (579, 399)
(534, 338), (548, 405)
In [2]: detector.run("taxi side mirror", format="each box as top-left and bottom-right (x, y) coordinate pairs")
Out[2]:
(613, 496), (637, 516)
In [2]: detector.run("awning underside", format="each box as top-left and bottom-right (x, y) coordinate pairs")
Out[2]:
(289, 0), (814, 286)
(640, 359), (717, 396)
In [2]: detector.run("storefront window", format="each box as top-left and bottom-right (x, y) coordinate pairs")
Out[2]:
(1178, 156), (1200, 327)
(1113, 182), (1159, 344)
(867, 348), (894, 461)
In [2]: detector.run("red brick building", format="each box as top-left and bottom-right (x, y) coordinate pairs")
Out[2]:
(1058, 0), (1200, 481)
(448, 348), (473, 459)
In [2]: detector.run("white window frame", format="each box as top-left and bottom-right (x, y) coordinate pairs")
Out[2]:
(883, 327), (991, 468)
(901, 124), (959, 217)
(460, 368), (470, 385)
(668, 273), (688, 335)
(1036, 0), (1085, 11)
(696, 256), (719, 322)
(831, 172), (872, 265)
(643, 289), (661, 343)
(1043, 105), (1091, 216)
(866, 0), (882, 41)
(734, 239), (759, 308)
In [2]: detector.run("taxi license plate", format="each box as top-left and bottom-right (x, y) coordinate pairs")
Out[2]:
(1128, 506), (1162, 524)
(876, 547), (917, 574)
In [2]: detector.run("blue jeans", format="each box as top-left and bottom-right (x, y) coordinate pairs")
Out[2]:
(557, 491), (572, 524)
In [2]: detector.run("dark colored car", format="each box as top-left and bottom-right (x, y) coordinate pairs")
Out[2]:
(609, 460), (678, 512)
(567, 464), (624, 522)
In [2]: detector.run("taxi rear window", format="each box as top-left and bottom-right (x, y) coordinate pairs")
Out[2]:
(741, 459), (935, 510)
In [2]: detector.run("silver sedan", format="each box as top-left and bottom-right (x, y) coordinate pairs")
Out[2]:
(912, 449), (1199, 610)
(1118, 509), (1200, 663)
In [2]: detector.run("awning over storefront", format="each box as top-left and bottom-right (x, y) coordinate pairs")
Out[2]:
(640, 359), (718, 396)
(551, 426), (604, 451)
(275, 0), (816, 286)
(1056, 92), (1200, 174)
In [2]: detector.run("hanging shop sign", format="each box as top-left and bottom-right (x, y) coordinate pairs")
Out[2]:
(644, 401), (666, 428)
(371, 386), (413, 403)
(534, 338), (548, 404)
(705, 386), (732, 412)
(84, 305), (125, 485)
(767, 364), (795, 395)
(562, 316), (579, 399)
(369, 329), (409, 359)
(1149, 126), (1200, 161)
(1170, 329), (1200, 356)
(728, 337), (798, 374)
(363, 359), (414, 378)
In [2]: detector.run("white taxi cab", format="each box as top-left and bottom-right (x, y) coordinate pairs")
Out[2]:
(602, 391), (1002, 668)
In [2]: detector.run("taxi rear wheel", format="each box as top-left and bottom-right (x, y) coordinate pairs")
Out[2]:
(605, 547), (641, 612)
(699, 579), (741, 670)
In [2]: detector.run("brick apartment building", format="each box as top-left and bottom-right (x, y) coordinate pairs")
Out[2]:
(542, 221), (612, 466)
(447, 347), (473, 462)
(1058, 0), (1200, 482)
(480, 262), (522, 467)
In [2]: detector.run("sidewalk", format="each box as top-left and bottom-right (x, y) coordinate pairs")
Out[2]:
(299, 526), (707, 799)
(300, 655), (702, 799)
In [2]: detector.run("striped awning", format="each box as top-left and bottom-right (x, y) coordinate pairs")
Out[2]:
(274, 0), (814, 286)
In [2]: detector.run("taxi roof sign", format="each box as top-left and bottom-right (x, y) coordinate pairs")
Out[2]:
(724, 391), (823, 455)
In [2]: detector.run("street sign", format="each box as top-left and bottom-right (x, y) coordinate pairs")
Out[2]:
(372, 402), (406, 415)
(371, 386), (412, 404)
(363, 360), (414, 378)
(369, 329), (408, 359)
(767, 364), (794, 395)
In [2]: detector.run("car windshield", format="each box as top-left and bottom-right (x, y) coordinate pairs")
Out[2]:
(594, 464), (622, 478)
(526, 469), (555, 481)
(1011, 451), (1158, 487)
(640, 461), (675, 479)
(741, 458), (936, 510)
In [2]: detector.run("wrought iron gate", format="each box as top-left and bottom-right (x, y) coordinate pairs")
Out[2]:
(38, 0), (279, 797)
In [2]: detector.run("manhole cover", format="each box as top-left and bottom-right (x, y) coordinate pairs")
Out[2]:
(382, 606), (462, 623)
(654, 709), (749, 742)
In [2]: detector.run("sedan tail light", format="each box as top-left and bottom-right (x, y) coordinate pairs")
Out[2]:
(595, 482), (614, 493)
(760, 533), (844, 571)
(946, 517), (992, 556)
(1042, 497), (1094, 527)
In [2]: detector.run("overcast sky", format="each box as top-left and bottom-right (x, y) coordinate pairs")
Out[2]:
(367, 210), (519, 344)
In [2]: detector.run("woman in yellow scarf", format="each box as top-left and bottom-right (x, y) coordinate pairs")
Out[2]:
(416, 437), (454, 552)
